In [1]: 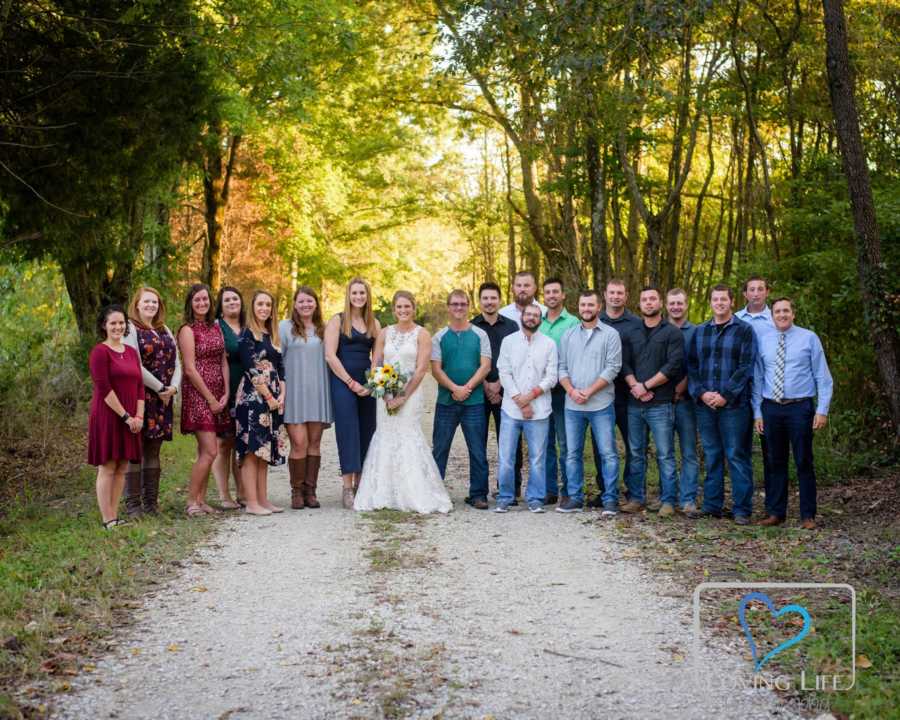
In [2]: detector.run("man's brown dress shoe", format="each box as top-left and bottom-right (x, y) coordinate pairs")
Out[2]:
(758, 515), (784, 527)
(801, 518), (817, 530)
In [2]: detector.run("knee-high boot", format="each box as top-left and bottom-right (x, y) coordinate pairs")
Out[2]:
(142, 467), (161, 514)
(289, 457), (307, 509)
(304, 455), (321, 508)
(124, 469), (144, 518)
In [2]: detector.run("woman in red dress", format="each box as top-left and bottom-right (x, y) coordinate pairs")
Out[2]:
(178, 283), (231, 516)
(88, 305), (145, 529)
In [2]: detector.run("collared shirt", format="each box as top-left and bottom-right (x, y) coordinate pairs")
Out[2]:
(735, 305), (776, 340)
(752, 324), (834, 418)
(497, 330), (558, 420)
(687, 315), (757, 408)
(540, 308), (579, 346)
(669, 319), (695, 387)
(499, 301), (547, 329)
(471, 313), (518, 383)
(431, 324), (492, 406)
(557, 322), (622, 412)
(620, 318), (684, 405)
(599, 309), (643, 403)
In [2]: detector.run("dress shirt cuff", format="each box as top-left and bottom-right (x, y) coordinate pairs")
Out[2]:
(815, 404), (829, 416)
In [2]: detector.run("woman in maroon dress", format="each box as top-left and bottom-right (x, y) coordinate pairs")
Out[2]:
(123, 287), (182, 517)
(178, 283), (231, 516)
(88, 305), (145, 529)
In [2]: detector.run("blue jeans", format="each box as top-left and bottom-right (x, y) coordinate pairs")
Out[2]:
(564, 405), (618, 506)
(432, 402), (489, 501)
(498, 412), (549, 505)
(674, 399), (699, 506)
(627, 403), (677, 505)
(545, 387), (568, 497)
(696, 404), (754, 518)
(761, 399), (817, 519)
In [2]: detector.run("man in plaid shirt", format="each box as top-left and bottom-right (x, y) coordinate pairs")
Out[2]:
(686, 284), (758, 524)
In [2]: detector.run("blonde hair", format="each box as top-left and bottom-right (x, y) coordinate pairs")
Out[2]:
(128, 286), (166, 330)
(392, 290), (416, 311)
(247, 290), (280, 349)
(340, 277), (377, 338)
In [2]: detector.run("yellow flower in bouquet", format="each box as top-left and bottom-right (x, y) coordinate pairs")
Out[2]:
(364, 364), (410, 415)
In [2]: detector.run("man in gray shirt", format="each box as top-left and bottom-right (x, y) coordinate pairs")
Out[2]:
(556, 290), (622, 515)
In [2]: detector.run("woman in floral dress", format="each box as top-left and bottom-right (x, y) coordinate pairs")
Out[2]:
(178, 283), (231, 516)
(235, 289), (288, 515)
(123, 287), (181, 517)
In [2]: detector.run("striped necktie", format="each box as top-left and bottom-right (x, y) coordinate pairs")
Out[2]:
(772, 332), (786, 402)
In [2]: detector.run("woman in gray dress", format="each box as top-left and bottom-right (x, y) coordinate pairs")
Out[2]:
(279, 286), (333, 509)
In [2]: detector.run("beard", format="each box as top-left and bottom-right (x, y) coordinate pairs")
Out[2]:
(579, 311), (597, 323)
(643, 308), (661, 317)
(516, 292), (534, 305)
(522, 319), (541, 332)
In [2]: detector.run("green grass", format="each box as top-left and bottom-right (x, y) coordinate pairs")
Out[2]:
(0, 434), (220, 719)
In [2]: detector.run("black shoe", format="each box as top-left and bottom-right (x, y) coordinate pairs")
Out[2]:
(544, 495), (558, 506)
(465, 496), (489, 510)
(586, 495), (604, 509)
(734, 515), (751, 526)
(510, 498), (519, 507)
(700, 509), (724, 519)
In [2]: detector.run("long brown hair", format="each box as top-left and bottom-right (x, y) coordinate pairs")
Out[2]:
(247, 290), (280, 349)
(128, 286), (166, 330)
(183, 283), (214, 327)
(291, 286), (324, 340)
(340, 277), (377, 338)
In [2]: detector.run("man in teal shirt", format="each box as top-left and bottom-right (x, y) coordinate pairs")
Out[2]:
(431, 289), (493, 508)
(540, 277), (579, 503)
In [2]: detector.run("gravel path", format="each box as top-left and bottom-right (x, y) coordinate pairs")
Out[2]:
(54, 379), (798, 719)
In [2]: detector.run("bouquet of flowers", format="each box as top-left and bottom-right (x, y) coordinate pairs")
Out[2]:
(364, 363), (410, 415)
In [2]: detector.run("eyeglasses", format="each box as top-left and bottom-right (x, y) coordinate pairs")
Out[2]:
(448, 302), (469, 307)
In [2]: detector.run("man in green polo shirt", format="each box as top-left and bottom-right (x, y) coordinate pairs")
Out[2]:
(540, 277), (579, 504)
(431, 289), (493, 508)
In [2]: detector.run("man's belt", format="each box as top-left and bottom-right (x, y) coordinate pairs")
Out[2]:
(765, 397), (813, 406)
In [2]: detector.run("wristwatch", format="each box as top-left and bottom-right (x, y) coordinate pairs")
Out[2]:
(121, 412), (131, 423)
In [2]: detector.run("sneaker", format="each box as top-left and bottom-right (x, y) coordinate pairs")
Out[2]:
(601, 503), (618, 518)
(658, 503), (675, 518)
(544, 495), (559, 506)
(555, 498), (584, 513)
(699, 508), (723, 519)
(734, 515), (751, 526)
(493, 503), (510, 514)
(619, 500), (645, 514)
(465, 497), (489, 510)
(510, 498), (519, 507)
(586, 495), (605, 509)
(528, 502), (545, 514)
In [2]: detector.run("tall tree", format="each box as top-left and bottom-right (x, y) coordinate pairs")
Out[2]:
(821, 0), (900, 440)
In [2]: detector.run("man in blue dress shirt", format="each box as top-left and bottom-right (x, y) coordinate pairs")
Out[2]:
(752, 297), (833, 530)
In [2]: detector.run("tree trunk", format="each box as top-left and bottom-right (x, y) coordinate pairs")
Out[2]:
(202, 128), (241, 290)
(822, 0), (900, 441)
(586, 134), (609, 289)
(503, 134), (517, 299)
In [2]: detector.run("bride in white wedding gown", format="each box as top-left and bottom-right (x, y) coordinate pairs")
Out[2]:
(353, 292), (453, 514)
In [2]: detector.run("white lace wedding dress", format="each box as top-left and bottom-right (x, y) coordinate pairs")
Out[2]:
(354, 325), (453, 514)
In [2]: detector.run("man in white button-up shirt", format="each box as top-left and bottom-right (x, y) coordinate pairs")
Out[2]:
(495, 305), (558, 513)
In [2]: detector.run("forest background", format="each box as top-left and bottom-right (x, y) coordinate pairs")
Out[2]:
(1, 0), (899, 498)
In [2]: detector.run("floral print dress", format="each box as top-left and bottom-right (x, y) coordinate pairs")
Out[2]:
(234, 329), (288, 466)
(136, 325), (177, 441)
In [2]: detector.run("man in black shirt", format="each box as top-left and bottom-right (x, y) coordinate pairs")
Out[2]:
(620, 286), (683, 516)
(472, 282), (521, 498)
(589, 278), (642, 507)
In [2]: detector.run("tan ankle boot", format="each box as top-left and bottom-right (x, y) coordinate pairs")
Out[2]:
(288, 458), (307, 509)
(124, 469), (144, 518)
(305, 455), (321, 508)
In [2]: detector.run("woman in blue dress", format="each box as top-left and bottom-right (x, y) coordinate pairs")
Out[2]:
(235, 290), (288, 515)
(324, 278), (380, 509)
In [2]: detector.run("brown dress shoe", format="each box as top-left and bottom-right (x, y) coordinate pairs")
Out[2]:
(288, 457), (307, 509)
(304, 455), (322, 508)
(758, 515), (784, 527)
(619, 500), (645, 514)
(801, 518), (817, 530)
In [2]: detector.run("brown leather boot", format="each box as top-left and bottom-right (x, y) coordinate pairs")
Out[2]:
(142, 467), (161, 515)
(124, 469), (144, 518)
(304, 455), (321, 508)
(288, 457), (307, 509)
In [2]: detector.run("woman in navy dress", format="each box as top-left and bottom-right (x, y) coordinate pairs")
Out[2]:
(324, 278), (380, 508)
(235, 290), (288, 515)
(213, 286), (246, 509)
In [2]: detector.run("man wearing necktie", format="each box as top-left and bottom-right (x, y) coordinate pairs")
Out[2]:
(752, 297), (834, 530)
